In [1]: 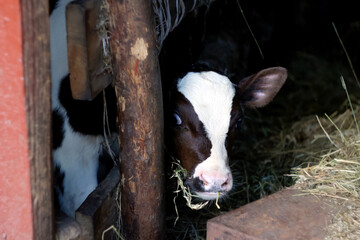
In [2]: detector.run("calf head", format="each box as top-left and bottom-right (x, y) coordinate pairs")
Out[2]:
(169, 67), (287, 200)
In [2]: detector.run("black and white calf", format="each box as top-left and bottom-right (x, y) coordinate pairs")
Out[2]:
(168, 66), (287, 200)
(51, 0), (117, 217)
(159, 0), (288, 199)
(51, 0), (287, 217)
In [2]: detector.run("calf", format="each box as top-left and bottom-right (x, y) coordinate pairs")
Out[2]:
(51, 0), (117, 218)
(51, 0), (286, 217)
(168, 67), (286, 200)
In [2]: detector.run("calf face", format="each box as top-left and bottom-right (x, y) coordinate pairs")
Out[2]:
(170, 67), (287, 200)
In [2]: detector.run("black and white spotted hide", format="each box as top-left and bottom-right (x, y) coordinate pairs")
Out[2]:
(51, 0), (117, 217)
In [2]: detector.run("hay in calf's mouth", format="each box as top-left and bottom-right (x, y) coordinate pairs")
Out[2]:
(171, 160), (202, 226)
(170, 159), (209, 212)
(170, 158), (228, 225)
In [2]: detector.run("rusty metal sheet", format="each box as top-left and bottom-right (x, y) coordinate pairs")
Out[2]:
(207, 189), (332, 240)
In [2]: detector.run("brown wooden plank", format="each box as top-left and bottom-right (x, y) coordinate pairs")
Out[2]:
(107, 0), (165, 239)
(76, 167), (121, 240)
(207, 189), (333, 240)
(20, 0), (54, 239)
(66, 0), (112, 101)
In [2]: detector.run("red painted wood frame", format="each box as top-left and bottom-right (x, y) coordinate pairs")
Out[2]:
(0, 0), (54, 239)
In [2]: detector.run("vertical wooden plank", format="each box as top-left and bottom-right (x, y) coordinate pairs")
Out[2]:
(107, 0), (165, 239)
(76, 167), (121, 240)
(0, 1), (34, 239)
(20, 0), (54, 239)
(66, 0), (113, 101)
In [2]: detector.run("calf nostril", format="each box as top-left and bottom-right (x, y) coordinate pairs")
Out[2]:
(221, 179), (229, 188)
(199, 174), (209, 186)
(199, 172), (231, 191)
(221, 174), (231, 190)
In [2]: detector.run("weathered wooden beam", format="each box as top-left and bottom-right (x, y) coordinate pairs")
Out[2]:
(207, 189), (335, 239)
(76, 167), (121, 240)
(107, 0), (165, 239)
(20, 0), (54, 239)
(66, 0), (113, 100)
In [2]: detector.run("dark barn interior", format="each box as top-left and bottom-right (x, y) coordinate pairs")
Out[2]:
(45, 0), (360, 239)
(4, 0), (359, 239)
(159, 0), (360, 238)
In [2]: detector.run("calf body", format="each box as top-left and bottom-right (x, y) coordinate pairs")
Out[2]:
(51, 0), (116, 217)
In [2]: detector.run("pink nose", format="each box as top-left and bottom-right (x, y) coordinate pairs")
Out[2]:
(199, 171), (232, 192)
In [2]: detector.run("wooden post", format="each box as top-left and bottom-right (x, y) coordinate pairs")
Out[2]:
(21, 0), (54, 239)
(107, 0), (165, 239)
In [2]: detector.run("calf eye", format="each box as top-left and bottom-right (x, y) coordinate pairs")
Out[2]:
(172, 112), (182, 126)
(236, 118), (243, 129)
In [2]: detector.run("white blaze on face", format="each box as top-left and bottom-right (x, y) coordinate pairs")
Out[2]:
(177, 71), (235, 195)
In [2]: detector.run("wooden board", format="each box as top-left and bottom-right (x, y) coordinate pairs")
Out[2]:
(66, 0), (112, 100)
(76, 167), (121, 240)
(207, 189), (334, 240)
(21, 0), (54, 239)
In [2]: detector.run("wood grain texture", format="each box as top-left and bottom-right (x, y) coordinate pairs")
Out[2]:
(76, 167), (121, 240)
(66, 0), (113, 101)
(107, 0), (165, 239)
(207, 189), (332, 240)
(21, 0), (54, 239)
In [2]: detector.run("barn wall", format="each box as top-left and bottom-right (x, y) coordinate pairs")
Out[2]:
(0, 0), (34, 239)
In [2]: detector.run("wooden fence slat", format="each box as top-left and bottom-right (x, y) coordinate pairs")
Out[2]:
(76, 167), (121, 240)
(21, 0), (54, 239)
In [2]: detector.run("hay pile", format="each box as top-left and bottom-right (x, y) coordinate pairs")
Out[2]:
(289, 105), (360, 238)
(165, 80), (360, 239)
(245, 77), (360, 239)
(161, 2), (360, 238)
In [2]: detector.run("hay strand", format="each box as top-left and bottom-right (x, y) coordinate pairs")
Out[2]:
(236, 0), (264, 60)
(170, 159), (210, 225)
(102, 225), (125, 240)
(341, 76), (360, 135)
(332, 22), (360, 88)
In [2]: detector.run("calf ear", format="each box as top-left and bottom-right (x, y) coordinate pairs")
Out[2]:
(237, 67), (287, 108)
